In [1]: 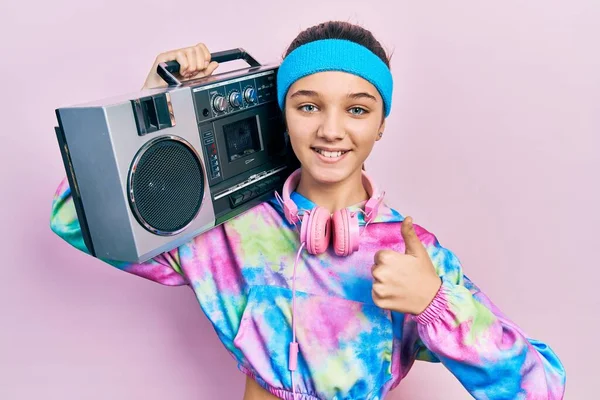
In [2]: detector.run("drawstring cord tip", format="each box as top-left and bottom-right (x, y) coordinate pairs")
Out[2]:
(289, 342), (299, 371)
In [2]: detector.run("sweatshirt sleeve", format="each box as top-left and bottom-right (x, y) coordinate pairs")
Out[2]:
(49, 177), (187, 286)
(413, 227), (566, 400)
(50, 177), (249, 361)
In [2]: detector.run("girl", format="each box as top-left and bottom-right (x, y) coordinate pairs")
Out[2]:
(50, 21), (566, 400)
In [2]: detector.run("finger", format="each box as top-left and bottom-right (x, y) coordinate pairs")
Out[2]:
(371, 263), (384, 282)
(184, 47), (197, 77)
(371, 287), (379, 301)
(371, 283), (389, 302)
(174, 50), (189, 76)
(198, 43), (211, 69)
(401, 216), (426, 257)
(204, 60), (219, 76)
(373, 249), (397, 266)
(371, 288), (381, 305)
(193, 45), (206, 72)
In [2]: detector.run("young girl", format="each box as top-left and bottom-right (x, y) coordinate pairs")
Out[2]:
(50, 21), (566, 400)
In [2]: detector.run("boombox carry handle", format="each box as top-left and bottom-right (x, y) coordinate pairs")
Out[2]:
(157, 48), (261, 87)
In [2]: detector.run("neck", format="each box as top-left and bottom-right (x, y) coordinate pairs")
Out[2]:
(295, 168), (369, 213)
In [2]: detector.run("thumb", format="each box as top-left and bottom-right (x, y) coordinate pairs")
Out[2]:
(401, 216), (426, 257)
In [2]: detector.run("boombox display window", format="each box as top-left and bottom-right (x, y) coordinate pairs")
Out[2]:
(223, 116), (263, 162)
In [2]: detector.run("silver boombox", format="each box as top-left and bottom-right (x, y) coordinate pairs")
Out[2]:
(55, 49), (299, 263)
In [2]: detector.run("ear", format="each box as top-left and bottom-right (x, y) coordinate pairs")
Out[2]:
(376, 120), (386, 141)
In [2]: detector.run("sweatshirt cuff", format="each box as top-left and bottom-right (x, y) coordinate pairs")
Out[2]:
(416, 280), (450, 325)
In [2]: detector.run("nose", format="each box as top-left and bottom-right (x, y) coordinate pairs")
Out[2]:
(317, 110), (345, 141)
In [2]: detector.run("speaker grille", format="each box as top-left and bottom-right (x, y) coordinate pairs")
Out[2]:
(129, 137), (205, 235)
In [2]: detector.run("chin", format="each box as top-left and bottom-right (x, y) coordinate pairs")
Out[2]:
(301, 161), (358, 186)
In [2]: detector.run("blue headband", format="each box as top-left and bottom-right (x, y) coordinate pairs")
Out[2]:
(276, 39), (393, 117)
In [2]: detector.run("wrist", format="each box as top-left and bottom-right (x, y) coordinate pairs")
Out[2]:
(415, 276), (442, 314)
(415, 278), (447, 324)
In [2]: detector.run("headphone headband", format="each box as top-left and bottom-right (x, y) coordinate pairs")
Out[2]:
(280, 168), (383, 225)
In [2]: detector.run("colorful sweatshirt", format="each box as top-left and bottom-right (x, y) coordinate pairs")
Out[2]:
(49, 177), (566, 400)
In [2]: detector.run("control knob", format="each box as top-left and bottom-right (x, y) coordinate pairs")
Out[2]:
(212, 95), (227, 113)
(244, 87), (257, 104)
(229, 91), (242, 108)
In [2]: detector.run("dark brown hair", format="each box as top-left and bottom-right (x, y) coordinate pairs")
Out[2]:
(283, 21), (391, 68)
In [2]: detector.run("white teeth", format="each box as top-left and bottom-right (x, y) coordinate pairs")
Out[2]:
(315, 149), (346, 158)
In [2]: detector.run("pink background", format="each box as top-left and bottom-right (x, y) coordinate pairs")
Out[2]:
(1, 0), (598, 398)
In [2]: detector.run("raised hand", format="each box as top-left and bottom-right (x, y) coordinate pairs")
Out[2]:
(142, 42), (219, 89)
(371, 216), (442, 315)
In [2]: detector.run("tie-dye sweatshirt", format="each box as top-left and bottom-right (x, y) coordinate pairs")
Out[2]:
(49, 177), (566, 400)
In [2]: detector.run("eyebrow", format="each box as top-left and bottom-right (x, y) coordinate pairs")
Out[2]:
(347, 92), (377, 102)
(289, 90), (319, 99)
(288, 90), (378, 102)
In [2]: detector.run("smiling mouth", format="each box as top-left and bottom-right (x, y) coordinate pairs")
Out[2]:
(311, 148), (350, 158)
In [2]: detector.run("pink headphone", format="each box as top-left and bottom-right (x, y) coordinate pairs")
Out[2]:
(276, 168), (385, 257)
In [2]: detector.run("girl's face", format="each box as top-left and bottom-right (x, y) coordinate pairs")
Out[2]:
(284, 71), (386, 186)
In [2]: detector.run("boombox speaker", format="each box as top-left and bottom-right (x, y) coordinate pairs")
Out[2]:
(55, 48), (298, 263)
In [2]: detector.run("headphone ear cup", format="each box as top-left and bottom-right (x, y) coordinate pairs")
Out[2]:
(332, 209), (350, 256)
(347, 211), (360, 254)
(332, 209), (360, 257)
(301, 206), (331, 255)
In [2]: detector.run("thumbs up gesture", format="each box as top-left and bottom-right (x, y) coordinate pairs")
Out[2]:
(371, 217), (442, 315)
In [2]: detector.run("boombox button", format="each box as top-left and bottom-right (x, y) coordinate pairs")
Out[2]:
(250, 186), (261, 196)
(241, 190), (253, 201)
(230, 193), (244, 207)
(263, 177), (276, 186)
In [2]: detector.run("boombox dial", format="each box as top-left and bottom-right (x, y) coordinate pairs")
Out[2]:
(212, 95), (227, 113)
(244, 87), (257, 104)
(229, 91), (242, 108)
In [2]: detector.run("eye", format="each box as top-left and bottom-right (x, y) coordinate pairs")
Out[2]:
(349, 107), (368, 115)
(299, 104), (319, 113)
